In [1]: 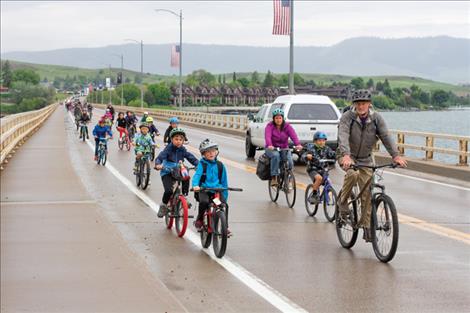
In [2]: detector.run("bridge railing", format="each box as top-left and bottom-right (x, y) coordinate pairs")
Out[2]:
(92, 103), (469, 166)
(1, 103), (57, 167)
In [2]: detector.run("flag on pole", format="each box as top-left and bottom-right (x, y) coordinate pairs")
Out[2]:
(171, 44), (180, 68)
(272, 0), (291, 35)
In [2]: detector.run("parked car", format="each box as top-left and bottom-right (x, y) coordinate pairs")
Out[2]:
(245, 94), (341, 158)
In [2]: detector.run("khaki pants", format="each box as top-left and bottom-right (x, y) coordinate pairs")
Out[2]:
(339, 168), (373, 228)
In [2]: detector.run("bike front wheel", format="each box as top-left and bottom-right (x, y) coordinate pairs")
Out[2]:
(371, 194), (399, 263)
(165, 206), (174, 230)
(285, 171), (296, 208)
(268, 179), (280, 202)
(323, 187), (337, 223)
(140, 160), (151, 190)
(212, 210), (228, 258)
(335, 190), (359, 249)
(135, 161), (142, 187)
(200, 211), (212, 248)
(175, 196), (189, 237)
(304, 184), (319, 216)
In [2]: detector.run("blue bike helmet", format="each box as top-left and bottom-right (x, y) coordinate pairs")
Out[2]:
(272, 108), (284, 117)
(169, 117), (179, 124)
(313, 131), (327, 141)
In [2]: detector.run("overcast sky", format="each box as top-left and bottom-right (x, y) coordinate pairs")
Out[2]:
(1, 1), (469, 53)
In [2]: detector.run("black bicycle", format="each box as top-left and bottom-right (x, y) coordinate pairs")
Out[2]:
(192, 187), (243, 258)
(268, 148), (296, 208)
(335, 163), (399, 263)
(134, 150), (152, 190)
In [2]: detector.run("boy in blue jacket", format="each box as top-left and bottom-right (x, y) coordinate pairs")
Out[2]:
(192, 139), (228, 231)
(154, 128), (198, 217)
(92, 118), (113, 160)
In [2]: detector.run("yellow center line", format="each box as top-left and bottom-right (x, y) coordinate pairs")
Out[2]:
(185, 144), (470, 245)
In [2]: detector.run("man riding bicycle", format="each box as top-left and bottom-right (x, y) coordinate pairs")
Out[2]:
(337, 89), (407, 242)
(265, 108), (303, 186)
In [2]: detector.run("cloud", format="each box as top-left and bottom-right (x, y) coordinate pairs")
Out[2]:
(1, 0), (469, 52)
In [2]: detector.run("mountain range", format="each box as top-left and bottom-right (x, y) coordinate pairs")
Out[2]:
(2, 36), (469, 84)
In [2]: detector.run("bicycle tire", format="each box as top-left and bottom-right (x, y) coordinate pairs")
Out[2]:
(125, 137), (131, 151)
(141, 160), (150, 190)
(268, 179), (280, 202)
(101, 148), (107, 166)
(304, 184), (319, 216)
(285, 171), (296, 208)
(118, 137), (124, 150)
(335, 190), (359, 249)
(212, 210), (228, 258)
(165, 206), (174, 229)
(200, 211), (212, 248)
(175, 196), (189, 237)
(371, 194), (399, 263)
(135, 161), (142, 187)
(96, 149), (102, 165)
(323, 187), (337, 223)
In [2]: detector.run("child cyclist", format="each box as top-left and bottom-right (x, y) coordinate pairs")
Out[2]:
(154, 128), (198, 217)
(92, 118), (113, 161)
(115, 112), (128, 140)
(133, 122), (155, 173)
(78, 110), (91, 139)
(164, 117), (187, 144)
(192, 139), (229, 231)
(145, 116), (160, 144)
(301, 131), (336, 204)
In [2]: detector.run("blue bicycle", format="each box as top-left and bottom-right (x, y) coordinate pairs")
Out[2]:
(96, 138), (108, 166)
(304, 159), (337, 222)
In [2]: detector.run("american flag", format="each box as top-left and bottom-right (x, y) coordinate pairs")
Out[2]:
(171, 44), (180, 68)
(272, 0), (291, 36)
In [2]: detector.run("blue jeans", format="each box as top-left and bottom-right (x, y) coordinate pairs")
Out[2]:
(265, 149), (293, 176)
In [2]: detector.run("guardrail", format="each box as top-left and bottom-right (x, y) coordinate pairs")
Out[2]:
(1, 103), (57, 168)
(92, 103), (469, 166)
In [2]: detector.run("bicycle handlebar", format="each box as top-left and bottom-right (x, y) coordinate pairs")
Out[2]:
(190, 187), (243, 192)
(351, 163), (398, 171)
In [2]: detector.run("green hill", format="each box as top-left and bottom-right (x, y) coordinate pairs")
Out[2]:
(6, 60), (469, 96)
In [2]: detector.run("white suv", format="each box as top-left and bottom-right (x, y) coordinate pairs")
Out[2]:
(245, 94), (341, 158)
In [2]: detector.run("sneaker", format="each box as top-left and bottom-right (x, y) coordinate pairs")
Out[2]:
(86, 135), (89, 139)
(94, 155), (98, 161)
(363, 227), (372, 243)
(194, 219), (203, 230)
(309, 192), (320, 204)
(270, 176), (278, 186)
(157, 204), (167, 218)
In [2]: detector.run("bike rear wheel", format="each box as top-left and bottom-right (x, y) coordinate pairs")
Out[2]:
(268, 179), (280, 202)
(135, 161), (142, 187)
(212, 210), (228, 258)
(175, 196), (189, 237)
(125, 137), (131, 151)
(371, 194), (399, 263)
(118, 137), (124, 150)
(304, 184), (319, 216)
(323, 187), (337, 223)
(335, 190), (359, 249)
(200, 211), (212, 248)
(141, 160), (151, 190)
(285, 171), (296, 208)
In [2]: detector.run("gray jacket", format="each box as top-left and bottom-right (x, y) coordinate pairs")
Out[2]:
(338, 109), (399, 165)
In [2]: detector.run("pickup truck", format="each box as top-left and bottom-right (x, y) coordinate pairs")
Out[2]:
(245, 94), (341, 158)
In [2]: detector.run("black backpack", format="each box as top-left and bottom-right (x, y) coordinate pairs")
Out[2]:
(200, 161), (224, 184)
(256, 153), (271, 181)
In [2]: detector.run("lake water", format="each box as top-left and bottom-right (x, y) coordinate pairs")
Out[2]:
(378, 108), (470, 164)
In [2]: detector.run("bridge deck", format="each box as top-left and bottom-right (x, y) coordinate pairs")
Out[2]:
(1, 106), (469, 312)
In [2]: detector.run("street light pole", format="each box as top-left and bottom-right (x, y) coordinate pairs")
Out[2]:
(125, 39), (144, 109)
(112, 53), (124, 106)
(155, 8), (183, 110)
(108, 64), (112, 104)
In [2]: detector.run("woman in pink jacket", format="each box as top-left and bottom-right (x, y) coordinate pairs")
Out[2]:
(265, 108), (303, 186)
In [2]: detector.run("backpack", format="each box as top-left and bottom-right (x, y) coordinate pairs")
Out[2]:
(256, 153), (271, 181)
(200, 161), (223, 184)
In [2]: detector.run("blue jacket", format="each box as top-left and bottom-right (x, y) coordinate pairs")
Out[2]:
(192, 158), (228, 200)
(92, 124), (112, 139)
(155, 143), (198, 176)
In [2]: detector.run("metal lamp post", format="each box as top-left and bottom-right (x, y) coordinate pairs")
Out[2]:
(112, 53), (124, 106)
(125, 39), (144, 109)
(155, 8), (183, 110)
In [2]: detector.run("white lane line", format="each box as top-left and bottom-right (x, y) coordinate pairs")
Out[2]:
(70, 112), (308, 313)
(1, 200), (96, 205)
(383, 170), (470, 192)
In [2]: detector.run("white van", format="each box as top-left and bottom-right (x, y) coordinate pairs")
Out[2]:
(245, 94), (341, 158)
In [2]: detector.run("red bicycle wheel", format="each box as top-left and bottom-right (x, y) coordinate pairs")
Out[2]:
(175, 196), (189, 237)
